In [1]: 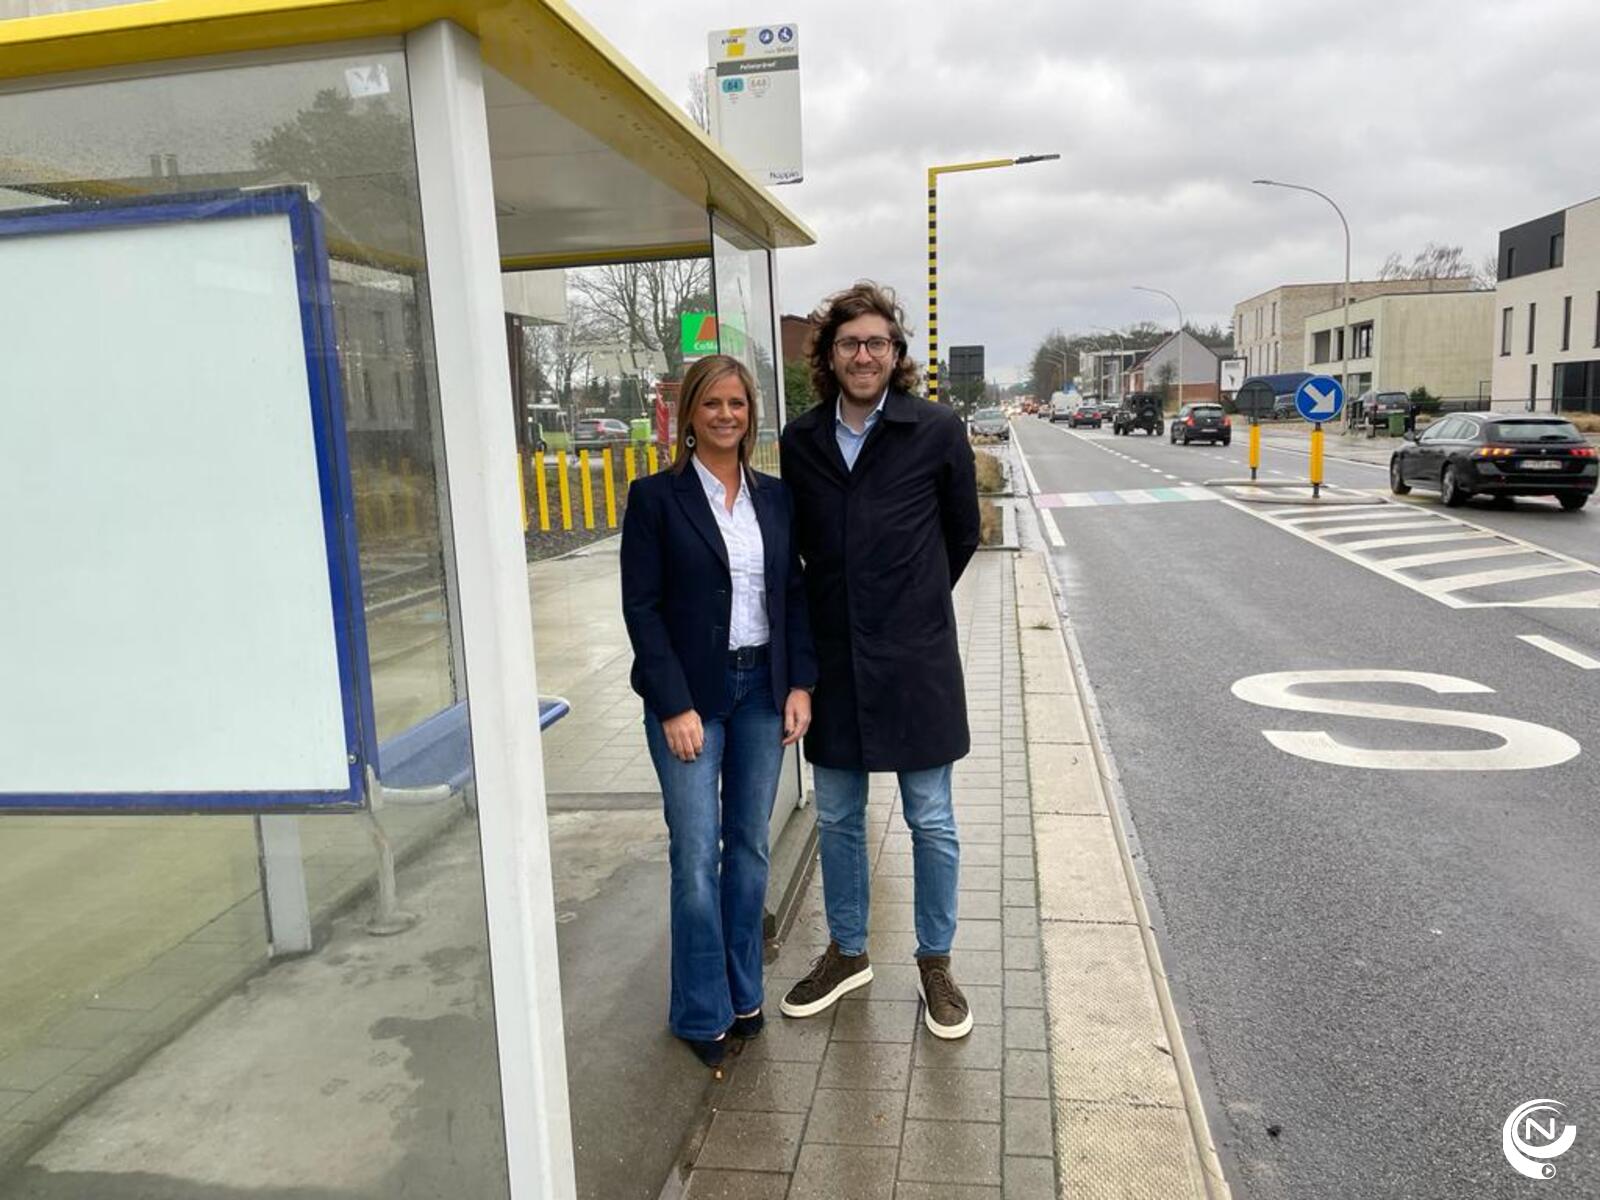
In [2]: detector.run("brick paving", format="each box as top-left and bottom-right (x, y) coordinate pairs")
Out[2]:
(679, 552), (1057, 1199)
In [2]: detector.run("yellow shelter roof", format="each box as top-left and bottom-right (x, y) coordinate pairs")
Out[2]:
(0, 0), (815, 256)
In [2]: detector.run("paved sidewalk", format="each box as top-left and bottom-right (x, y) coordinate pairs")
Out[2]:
(667, 544), (1228, 1200)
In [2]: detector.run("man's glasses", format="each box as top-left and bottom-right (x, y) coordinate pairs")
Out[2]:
(833, 336), (895, 359)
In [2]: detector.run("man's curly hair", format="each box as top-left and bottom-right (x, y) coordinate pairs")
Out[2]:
(806, 281), (923, 406)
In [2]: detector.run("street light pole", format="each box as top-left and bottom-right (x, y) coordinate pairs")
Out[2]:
(1253, 178), (1351, 412)
(1132, 286), (1185, 413)
(926, 153), (1060, 404)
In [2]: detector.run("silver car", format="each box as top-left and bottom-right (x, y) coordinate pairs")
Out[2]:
(970, 407), (1009, 440)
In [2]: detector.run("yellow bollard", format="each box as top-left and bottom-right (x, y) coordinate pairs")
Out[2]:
(1310, 424), (1325, 498)
(602, 447), (618, 528)
(534, 451), (551, 532)
(579, 449), (596, 530)
(646, 443), (660, 475)
(517, 452), (529, 532)
(556, 451), (574, 531)
(1249, 421), (1262, 481)
(624, 444), (637, 486)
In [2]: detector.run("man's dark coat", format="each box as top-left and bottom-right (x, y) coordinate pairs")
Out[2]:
(780, 390), (981, 771)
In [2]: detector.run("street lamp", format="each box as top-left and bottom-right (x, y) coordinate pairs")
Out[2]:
(926, 153), (1060, 404)
(1253, 179), (1352, 406)
(1132, 285), (1185, 412)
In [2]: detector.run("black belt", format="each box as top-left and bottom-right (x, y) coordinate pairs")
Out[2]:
(728, 644), (770, 669)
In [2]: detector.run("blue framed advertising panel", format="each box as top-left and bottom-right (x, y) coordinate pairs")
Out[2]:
(0, 187), (376, 814)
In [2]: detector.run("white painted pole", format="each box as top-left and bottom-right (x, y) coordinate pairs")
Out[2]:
(406, 22), (576, 1199)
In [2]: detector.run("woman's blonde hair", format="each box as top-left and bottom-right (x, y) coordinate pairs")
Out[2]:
(671, 354), (762, 473)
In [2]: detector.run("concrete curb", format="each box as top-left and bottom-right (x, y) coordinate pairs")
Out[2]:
(1014, 551), (1232, 1200)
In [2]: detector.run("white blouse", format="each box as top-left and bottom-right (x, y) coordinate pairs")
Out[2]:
(691, 456), (770, 650)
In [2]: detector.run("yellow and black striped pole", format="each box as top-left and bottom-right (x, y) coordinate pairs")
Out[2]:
(927, 166), (941, 405)
(925, 154), (1059, 405)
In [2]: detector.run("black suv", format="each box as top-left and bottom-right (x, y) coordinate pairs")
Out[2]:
(1170, 403), (1231, 446)
(1112, 393), (1164, 437)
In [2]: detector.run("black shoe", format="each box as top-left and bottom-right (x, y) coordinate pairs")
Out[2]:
(684, 1034), (729, 1068)
(780, 941), (873, 1018)
(730, 1009), (765, 1039)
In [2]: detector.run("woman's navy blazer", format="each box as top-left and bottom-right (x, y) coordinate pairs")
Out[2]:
(620, 465), (818, 721)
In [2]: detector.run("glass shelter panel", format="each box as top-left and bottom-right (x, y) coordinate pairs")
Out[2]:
(711, 212), (783, 471)
(0, 49), (510, 1197)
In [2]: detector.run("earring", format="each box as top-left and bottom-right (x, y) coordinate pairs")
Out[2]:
(685, 432), (696, 449)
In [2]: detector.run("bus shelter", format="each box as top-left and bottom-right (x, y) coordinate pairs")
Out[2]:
(0, 3), (811, 1197)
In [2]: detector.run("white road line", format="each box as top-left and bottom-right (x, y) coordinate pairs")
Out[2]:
(1016, 435), (1042, 495)
(1380, 543), (1533, 570)
(1310, 518), (1449, 538)
(1281, 509), (1430, 527)
(1337, 530), (1495, 552)
(1518, 635), (1600, 669)
(1412, 562), (1589, 597)
(1042, 509), (1065, 547)
(1507, 588), (1600, 609)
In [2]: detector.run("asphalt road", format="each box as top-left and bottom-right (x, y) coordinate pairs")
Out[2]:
(1011, 415), (1599, 1199)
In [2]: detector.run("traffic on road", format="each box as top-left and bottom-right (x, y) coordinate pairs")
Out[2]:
(1007, 409), (1598, 1196)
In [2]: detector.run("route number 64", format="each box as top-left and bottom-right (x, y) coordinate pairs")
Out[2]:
(1231, 670), (1580, 771)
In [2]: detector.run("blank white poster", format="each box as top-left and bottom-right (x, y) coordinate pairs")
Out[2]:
(0, 212), (352, 797)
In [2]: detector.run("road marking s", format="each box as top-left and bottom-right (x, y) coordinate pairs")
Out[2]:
(1231, 669), (1580, 771)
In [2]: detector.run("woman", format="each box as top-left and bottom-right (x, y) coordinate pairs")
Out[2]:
(620, 355), (817, 1068)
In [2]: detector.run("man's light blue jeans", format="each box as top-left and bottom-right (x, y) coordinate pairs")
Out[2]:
(812, 763), (959, 959)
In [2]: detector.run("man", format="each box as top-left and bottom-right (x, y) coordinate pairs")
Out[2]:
(778, 282), (981, 1039)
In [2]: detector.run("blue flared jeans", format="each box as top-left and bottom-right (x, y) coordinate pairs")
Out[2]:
(644, 660), (785, 1041)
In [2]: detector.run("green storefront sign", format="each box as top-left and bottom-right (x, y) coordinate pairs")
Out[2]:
(681, 311), (718, 357)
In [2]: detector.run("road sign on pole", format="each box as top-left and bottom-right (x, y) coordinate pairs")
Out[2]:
(1293, 375), (1343, 499)
(1294, 375), (1345, 424)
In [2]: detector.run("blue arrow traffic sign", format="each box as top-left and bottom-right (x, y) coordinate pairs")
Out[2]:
(1295, 375), (1345, 423)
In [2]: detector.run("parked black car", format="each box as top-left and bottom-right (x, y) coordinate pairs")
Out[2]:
(1170, 403), (1231, 446)
(1389, 414), (1597, 510)
(1112, 393), (1164, 437)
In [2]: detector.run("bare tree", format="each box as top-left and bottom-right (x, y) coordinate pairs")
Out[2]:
(1477, 251), (1500, 290)
(524, 319), (593, 416)
(1376, 242), (1481, 283)
(685, 70), (710, 134)
(572, 259), (713, 378)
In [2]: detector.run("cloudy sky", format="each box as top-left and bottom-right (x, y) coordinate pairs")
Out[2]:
(572, 0), (1600, 381)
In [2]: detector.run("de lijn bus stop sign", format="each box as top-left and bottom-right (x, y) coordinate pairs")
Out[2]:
(1295, 375), (1345, 424)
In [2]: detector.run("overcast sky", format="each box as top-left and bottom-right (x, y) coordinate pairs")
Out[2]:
(572, 0), (1600, 381)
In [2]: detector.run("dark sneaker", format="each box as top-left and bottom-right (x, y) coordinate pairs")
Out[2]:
(730, 1009), (765, 1039)
(780, 941), (873, 1018)
(917, 955), (973, 1040)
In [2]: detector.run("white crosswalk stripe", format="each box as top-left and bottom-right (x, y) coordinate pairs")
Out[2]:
(1250, 502), (1600, 609)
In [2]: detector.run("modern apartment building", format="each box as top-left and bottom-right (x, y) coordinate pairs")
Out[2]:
(1490, 195), (1600, 413)
(1302, 290), (1493, 402)
(1233, 277), (1473, 382)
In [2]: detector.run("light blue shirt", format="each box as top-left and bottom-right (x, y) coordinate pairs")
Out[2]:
(834, 391), (889, 471)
